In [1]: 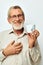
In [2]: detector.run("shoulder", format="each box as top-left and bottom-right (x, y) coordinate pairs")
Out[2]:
(0, 29), (12, 37)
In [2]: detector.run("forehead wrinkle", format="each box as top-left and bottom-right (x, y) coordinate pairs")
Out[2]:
(9, 9), (22, 16)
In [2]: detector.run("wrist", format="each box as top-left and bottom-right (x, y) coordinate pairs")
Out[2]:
(29, 41), (35, 48)
(29, 44), (34, 48)
(2, 49), (8, 57)
(29, 42), (35, 48)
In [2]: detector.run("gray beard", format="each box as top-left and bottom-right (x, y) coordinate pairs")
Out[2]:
(11, 22), (24, 30)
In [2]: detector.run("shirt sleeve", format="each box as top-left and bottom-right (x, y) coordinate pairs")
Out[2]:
(0, 49), (6, 62)
(0, 31), (7, 62)
(28, 40), (41, 63)
(0, 41), (6, 62)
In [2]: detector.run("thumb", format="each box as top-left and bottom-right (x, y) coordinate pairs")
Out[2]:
(10, 40), (15, 45)
(27, 33), (31, 38)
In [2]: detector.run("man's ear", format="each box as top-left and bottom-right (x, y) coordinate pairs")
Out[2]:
(7, 17), (11, 24)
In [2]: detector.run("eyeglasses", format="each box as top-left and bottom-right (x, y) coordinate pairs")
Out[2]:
(9, 14), (23, 18)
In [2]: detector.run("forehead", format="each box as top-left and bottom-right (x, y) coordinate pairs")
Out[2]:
(9, 8), (22, 16)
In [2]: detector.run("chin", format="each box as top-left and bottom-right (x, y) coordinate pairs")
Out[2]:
(13, 26), (23, 30)
(12, 22), (24, 30)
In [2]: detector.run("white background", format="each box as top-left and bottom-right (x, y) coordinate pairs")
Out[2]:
(0, 0), (43, 64)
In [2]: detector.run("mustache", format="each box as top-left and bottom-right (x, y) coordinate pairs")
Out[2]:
(12, 21), (22, 24)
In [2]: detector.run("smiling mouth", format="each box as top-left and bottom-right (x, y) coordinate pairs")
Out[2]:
(14, 21), (22, 25)
(15, 23), (20, 26)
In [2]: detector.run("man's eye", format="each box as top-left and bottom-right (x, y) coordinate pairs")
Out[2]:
(18, 14), (23, 17)
(13, 15), (16, 17)
(9, 14), (23, 18)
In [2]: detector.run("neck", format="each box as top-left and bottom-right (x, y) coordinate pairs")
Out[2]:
(13, 28), (24, 35)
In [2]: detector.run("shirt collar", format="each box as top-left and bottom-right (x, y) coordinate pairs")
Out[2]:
(9, 28), (27, 39)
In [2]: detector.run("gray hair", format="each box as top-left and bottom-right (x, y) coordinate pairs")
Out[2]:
(8, 5), (25, 20)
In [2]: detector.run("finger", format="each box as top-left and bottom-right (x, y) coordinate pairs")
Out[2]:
(27, 33), (37, 40)
(29, 33), (35, 39)
(16, 48), (22, 54)
(31, 33), (37, 40)
(35, 32), (40, 37)
(16, 51), (19, 54)
(16, 48), (22, 51)
(13, 42), (21, 47)
(11, 41), (15, 45)
(15, 44), (23, 49)
(27, 33), (31, 38)
(27, 33), (35, 39)
(34, 33), (38, 38)
(32, 29), (38, 34)
(33, 30), (40, 37)
(8, 41), (15, 46)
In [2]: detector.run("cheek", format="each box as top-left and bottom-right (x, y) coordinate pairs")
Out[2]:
(20, 18), (24, 21)
(9, 18), (15, 23)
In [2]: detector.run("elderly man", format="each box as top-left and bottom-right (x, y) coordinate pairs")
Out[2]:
(0, 6), (41, 65)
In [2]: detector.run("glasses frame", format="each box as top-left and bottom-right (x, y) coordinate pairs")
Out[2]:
(9, 14), (23, 19)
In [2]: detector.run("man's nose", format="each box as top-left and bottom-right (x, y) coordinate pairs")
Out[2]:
(16, 16), (19, 21)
